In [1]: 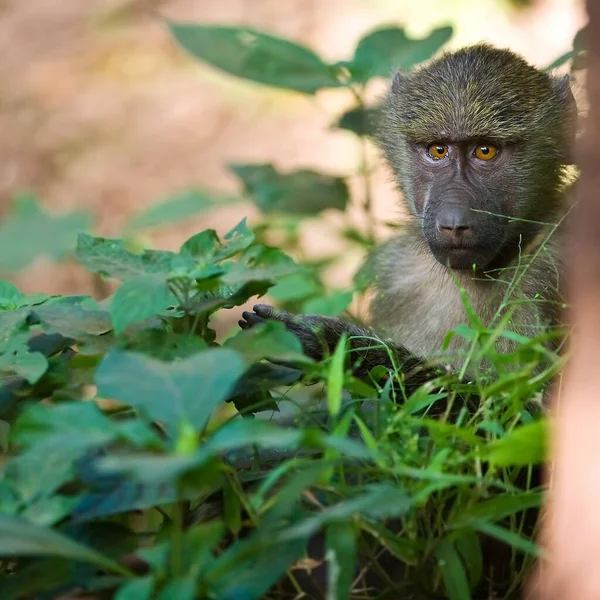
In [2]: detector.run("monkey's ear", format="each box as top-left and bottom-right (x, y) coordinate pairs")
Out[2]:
(391, 71), (409, 94)
(554, 73), (578, 165)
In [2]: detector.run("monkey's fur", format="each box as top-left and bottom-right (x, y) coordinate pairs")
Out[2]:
(240, 44), (577, 383)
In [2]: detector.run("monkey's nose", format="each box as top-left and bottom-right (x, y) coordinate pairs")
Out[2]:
(436, 205), (472, 241)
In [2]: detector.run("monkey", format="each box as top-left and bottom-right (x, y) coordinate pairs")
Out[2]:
(235, 45), (579, 598)
(239, 44), (577, 391)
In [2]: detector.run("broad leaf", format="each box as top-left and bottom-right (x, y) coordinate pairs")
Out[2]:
(350, 25), (453, 82)
(303, 290), (353, 316)
(168, 23), (342, 94)
(0, 194), (91, 272)
(76, 233), (190, 280)
(268, 273), (321, 302)
(230, 164), (349, 215)
(110, 275), (177, 332)
(0, 331), (48, 384)
(95, 348), (246, 437)
(115, 576), (155, 600)
(33, 304), (112, 339)
(224, 320), (309, 364)
(334, 106), (379, 137)
(0, 279), (25, 308)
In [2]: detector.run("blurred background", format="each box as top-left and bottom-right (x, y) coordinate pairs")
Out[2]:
(0, 0), (586, 331)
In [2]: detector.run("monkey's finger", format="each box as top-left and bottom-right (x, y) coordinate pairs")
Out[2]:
(238, 319), (250, 330)
(241, 311), (266, 327)
(253, 304), (276, 318)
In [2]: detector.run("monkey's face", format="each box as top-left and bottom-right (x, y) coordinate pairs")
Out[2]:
(377, 45), (577, 272)
(411, 139), (521, 271)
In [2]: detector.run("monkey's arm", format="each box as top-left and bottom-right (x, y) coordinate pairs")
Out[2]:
(239, 304), (436, 392)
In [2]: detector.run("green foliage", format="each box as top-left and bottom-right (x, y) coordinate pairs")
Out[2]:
(0, 19), (583, 600)
(230, 164), (350, 215)
(348, 25), (453, 82)
(0, 194), (92, 272)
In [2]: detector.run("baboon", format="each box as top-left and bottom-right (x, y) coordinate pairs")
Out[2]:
(240, 44), (577, 387)
(237, 44), (578, 598)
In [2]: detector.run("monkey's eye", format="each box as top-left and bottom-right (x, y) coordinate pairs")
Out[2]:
(427, 143), (448, 160)
(474, 144), (498, 161)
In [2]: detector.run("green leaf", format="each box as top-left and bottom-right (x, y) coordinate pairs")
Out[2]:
(454, 492), (543, 527)
(0, 279), (25, 308)
(224, 320), (309, 364)
(208, 538), (307, 599)
(220, 245), (301, 287)
(95, 348), (246, 437)
(435, 537), (471, 600)
(454, 529), (483, 589)
(223, 483), (242, 535)
(0, 515), (132, 576)
(327, 333), (347, 418)
(350, 25), (453, 82)
(110, 275), (177, 332)
(214, 218), (255, 260)
(281, 483), (410, 541)
(268, 273), (321, 302)
(334, 106), (379, 137)
(115, 576), (155, 600)
(326, 522), (356, 600)
(33, 304), (112, 339)
(180, 229), (221, 261)
(157, 578), (196, 600)
(230, 164), (349, 215)
(0, 194), (92, 272)
(126, 188), (240, 232)
(303, 290), (353, 317)
(0, 333), (48, 384)
(76, 233), (189, 280)
(471, 520), (541, 557)
(168, 23), (342, 94)
(485, 420), (547, 466)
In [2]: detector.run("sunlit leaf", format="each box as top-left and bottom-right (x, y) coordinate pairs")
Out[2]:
(327, 333), (347, 417)
(485, 420), (547, 466)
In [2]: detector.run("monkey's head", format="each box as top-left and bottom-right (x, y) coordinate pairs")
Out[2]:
(378, 44), (577, 271)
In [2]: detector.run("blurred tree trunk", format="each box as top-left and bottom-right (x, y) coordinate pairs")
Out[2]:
(527, 1), (600, 598)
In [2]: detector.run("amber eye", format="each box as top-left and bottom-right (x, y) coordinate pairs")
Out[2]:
(474, 144), (498, 161)
(427, 143), (448, 160)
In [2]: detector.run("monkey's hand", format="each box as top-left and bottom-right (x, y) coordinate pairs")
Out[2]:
(239, 304), (337, 362)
